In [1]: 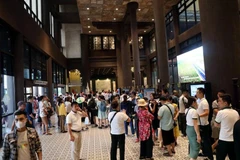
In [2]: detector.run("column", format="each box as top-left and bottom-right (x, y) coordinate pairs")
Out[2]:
(14, 34), (24, 104)
(128, 2), (141, 89)
(143, 35), (152, 87)
(120, 35), (132, 89)
(47, 58), (53, 105)
(199, 0), (240, 107)
(81, 34), (90, 91)
(172, 5), (181, 56)
(153, 0), (169, 88)
(116, 38), (123, 88)
(42, 0), (50, 35)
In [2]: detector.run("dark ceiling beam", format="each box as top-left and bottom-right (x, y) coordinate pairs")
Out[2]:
(57, 13), (80, 23)
(51, 0), (77, 5)
(92, 22), (154, 30)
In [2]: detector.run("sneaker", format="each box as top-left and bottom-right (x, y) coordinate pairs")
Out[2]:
(198, 153), (205, 157)
(98, 126), (102, 129)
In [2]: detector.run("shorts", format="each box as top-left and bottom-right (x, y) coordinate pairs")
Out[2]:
(162, 129), (175, 146)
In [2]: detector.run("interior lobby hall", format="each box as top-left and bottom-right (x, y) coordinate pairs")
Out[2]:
(1, 0), (240, 160)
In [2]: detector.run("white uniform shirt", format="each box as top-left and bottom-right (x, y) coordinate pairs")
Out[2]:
(215, 107), (239, 142)
(108, 111), (129, 135)
(66, 111), (83, 131)
(17, 130), (31, 160)
(197, 98), (209, 126)
(185, 107), (199, 126)
(179, 95), (188, 113)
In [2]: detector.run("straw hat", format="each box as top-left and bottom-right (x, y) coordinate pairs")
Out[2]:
(137, 99), (148, 107)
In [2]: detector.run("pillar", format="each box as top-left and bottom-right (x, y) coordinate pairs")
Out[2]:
(47, 57), (53, 105)
(14, 34), (24, 104)
(143, 35), (152, 87)
(81, 34), (90, 91)
(116, 39), (123, 88)
(153, 0), (169, 88)
(120, 34), (132, 89)
(128, 2), (141, 89)
(172, 5), (181, 56)
(199, 0), (240, 107)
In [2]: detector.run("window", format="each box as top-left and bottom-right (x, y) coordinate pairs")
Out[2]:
(24, 43), (47, 81)
(23, 0), (42, 27)
(179, 33), (202, 53)
(90, 36), (116, 50)
(52, 62), (66, 84)
(49, 12), (55, 38)
(178, 0), (200, 34)
(138, 36), (144, 49)
(93, 36), (101, 50)
(0, 24), (13, 54)
(149, 32), (156, 53)
(165, 10), (174, 41)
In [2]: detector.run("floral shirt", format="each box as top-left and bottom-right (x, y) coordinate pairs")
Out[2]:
(138, 109), (154, 141)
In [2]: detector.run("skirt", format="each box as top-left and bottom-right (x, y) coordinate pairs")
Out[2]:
(173, 121), (180, 138)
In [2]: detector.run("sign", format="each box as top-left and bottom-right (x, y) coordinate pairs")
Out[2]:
(57, 84), (66, 87)
(33, 80), (48, 86)
(144, 88), (155, 99)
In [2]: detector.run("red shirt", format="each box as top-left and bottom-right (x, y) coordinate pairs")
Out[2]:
(138, 109), (154, 141)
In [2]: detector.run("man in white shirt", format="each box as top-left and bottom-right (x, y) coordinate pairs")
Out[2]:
(108, 100), (130, 160)
(66, 102), (88, 160)
(196, 88), (213, 160)
(215, 94), (239, 160)
(178, 90), (188, 137)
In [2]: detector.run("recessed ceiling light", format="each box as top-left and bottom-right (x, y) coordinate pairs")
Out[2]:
(110, 30), (112, 33)
(138, 9), (141, 11)
(152, 19), (154, 21)
(116, 8), (118, 10)
(144, 30), (146, 33)
(89, 31), (91, 33)
(87, 18), (90, 20)
(113, 18), (116, 20)
(87, 8), (90, 10)
(88, 26), (91, 28)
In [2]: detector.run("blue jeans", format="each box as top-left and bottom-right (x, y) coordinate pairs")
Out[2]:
(124, 120), (135, 135)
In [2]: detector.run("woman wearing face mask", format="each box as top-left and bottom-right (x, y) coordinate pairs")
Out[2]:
(185, 96), (201, 160)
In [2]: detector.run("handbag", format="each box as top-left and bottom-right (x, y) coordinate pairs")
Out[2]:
(84, 117), (90, 125)
(165, 104), (177, 127)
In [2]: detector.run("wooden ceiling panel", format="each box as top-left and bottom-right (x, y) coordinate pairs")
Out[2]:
(76, 0), (180, 34)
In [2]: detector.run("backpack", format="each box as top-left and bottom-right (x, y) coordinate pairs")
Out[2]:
(99, 101), (106, 112)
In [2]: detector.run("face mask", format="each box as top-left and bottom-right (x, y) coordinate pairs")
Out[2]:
(16, 121), (26, 129)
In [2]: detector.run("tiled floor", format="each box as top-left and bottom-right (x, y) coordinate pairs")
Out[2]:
(1, 115), (224, 160)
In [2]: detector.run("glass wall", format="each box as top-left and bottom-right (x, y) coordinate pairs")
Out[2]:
(23, 0), (42, 27)
(24, 43), (47, 81)
(89, 36), (116, 50)
(165, 10), (174, 41)
(151, 58), (158, 88)
(49, 12), (55, 38)
(149, 32), (156, 53)
(0, 23), (15, 140)
(52, 62), (66, 84)
(178, 0), (200, 34)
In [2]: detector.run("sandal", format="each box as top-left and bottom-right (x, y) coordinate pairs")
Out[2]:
(45, 132), (52, 135)
(171, 149), (176, 154)
(163, 152), (173, 157)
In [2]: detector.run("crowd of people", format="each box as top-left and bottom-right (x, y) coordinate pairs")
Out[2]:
(1, 88), (240, 160)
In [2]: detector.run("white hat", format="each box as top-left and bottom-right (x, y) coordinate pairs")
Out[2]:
(137, 99), (148, 107)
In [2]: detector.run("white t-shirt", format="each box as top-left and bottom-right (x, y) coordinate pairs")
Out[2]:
(197, 98), (209, 126)
(66, 111), (83, 131)
(65, 101), (72, 113)
(185, 108), (199, 126)
(108, 111), (129, 135)
(215, 108), (239, 142)
(39, 101), (47, 118)
(179, 95), (188, 113)
(17, 130), (31, 160)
